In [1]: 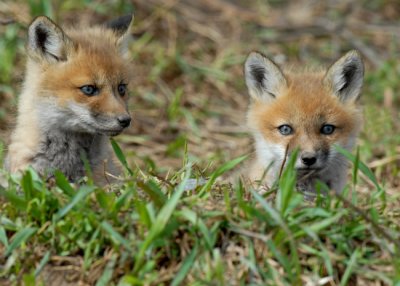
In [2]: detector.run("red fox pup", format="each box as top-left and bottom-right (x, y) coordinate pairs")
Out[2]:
(244, 50), (364, 193)
(5, 15), (134, 183)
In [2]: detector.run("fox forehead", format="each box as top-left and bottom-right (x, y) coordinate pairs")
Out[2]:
(248, 72), (363, 139)
(29, 24), (133, 115)
(42, 50), (130, 90)
(42, 27), (130, 83)
(63, 52), (129, 85)
(40, 56), (130, 102)
(67, 26), (123, 54)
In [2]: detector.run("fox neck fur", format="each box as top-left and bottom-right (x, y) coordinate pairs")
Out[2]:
(31, 129), (109, 181)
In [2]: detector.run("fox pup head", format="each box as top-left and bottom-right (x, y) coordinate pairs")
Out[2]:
(27, 15), (134, 136)
(244, 51), (364, 173)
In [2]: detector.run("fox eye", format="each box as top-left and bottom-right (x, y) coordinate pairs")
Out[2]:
(118, 84), (127, 97)
(80, 85), (99, 96)
(278, 124), (293, 135)
(321, 124), (335, 135)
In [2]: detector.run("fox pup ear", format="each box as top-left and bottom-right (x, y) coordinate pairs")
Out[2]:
(244, 52), (287, 101)
(28, 16), (72, 62)
(106, 14), (134, 55)
(324, 50), (364, 102)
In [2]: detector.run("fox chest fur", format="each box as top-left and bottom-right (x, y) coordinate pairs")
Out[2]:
(31, 130), (108, 181)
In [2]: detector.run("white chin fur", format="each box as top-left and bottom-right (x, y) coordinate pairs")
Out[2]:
(36, 99), (121, 134)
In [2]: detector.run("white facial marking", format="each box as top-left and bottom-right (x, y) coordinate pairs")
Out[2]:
(253, 132), (287, 178)
(35, 98), (124, 135)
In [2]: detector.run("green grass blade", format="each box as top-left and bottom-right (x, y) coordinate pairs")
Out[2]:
(133, 198), (152, 228)
(0, 187), (27, 211)
(95, 253), (118, 286)
(53, 186), (94, 222)
(5, 227), (37, 256)
(54, 170), (75, 197)
(113, 187), (133, 212)
(21, 170), (34, 201)
(137, 180), (167, 208)
(249, 188), (301, 283)
(100, 221), (132, 251)
(335, 145), (380, 190)
(134, 166), (191, 273)
(340, 248), (360, 286)
(34, 250), (50, 277)
(96, 188), (113, 211)
(294, 212), (345, 237)
(352, 148), (360, 187)
(277, 149), (298, 216)
(110, 138), (133, 176)
(0, 226), (9, 248)
(171, 243), (198, 286)
(199, 155), (247, 194)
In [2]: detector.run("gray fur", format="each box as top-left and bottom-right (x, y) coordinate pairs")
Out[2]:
(29, 98), (120, 182)
(31, 129), (109, 181)
(296, 152), (349, 196)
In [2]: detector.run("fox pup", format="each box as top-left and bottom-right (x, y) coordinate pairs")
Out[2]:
(5, 15), (134, 183)
(243, 50), (364, 193)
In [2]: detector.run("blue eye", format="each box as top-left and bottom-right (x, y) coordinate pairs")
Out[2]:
(80, 85), (99, 96)
(321, 124), (335, 135)
(118, 84), (127, 96)
(278, 124), (293, 135)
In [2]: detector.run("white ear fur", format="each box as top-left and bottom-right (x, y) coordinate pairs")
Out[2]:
(324, 50), (364, 102)
(106, 14), (134, 56)
(28, 16), (72, 62)
(244, 52), (287, 101)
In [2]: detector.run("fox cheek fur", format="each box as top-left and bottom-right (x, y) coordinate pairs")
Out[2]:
(27, 16), (133, 136)
(5, 14), (135, 182)
(244, 50), (364, 193)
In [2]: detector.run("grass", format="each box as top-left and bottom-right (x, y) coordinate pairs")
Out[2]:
(0, 148), (399, 285)
(0, 0), (400, 285)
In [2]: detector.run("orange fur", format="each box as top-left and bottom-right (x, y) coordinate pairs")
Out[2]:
(5, 15), (134, 184)
(243, 51), (364, 193)
(248, 73), (363, 150)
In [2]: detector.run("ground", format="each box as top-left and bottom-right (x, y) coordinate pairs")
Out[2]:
(0, 0), (399, 285)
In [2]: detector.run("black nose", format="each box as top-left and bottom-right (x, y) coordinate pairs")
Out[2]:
(301, 155), (317, 166)
(117, 115), (131, 128)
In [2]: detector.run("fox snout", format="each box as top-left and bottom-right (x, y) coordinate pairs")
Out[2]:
(117, 114), (131, 128)
(300, 152), (317, 167)
(296, 150), (328, 170)
(87, 110), (132, 136)
(101, 112), (132, 135)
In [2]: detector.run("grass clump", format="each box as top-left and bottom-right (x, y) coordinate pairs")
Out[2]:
(0, 149), (399, 285)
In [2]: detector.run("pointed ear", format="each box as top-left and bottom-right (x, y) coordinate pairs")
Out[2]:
(106, 14), (134, 55)
(28, 16), (72, 62)
(244, 52), (287, 102)
(324, 50), (364, 102)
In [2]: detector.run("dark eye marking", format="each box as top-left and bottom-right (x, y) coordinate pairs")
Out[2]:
(118, 84), (127, 97)
(320, 124), (335, 135)
(80, 85), (99, 96)
(278, 124), (293, 135)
